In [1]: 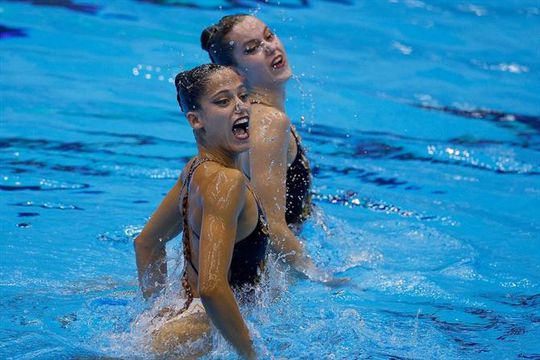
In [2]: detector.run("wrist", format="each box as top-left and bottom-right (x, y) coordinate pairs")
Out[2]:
(245, 348), (257, 360)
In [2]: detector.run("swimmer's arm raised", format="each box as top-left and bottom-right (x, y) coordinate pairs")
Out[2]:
(134, 177), (183, 299)
(249, 111), (345, 285)
(198, 170), (256, 360)
(249, 111), (306, 268)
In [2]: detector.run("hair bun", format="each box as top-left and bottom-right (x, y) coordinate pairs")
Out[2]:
(200, 25), (218, 51)
(175, 71), (189, 91)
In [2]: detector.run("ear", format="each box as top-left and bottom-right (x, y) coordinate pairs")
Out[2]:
(186, 111), (204, 130)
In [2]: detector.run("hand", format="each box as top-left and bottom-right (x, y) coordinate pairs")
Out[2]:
(294, 255), (350, 287)
(320, 275), (350, 288)
(302, 265), (350, 287)
(245, 348), (258, 360)
(152, 306), (181, 321)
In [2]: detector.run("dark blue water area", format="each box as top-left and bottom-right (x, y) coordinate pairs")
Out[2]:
(1, 0), (540, 358)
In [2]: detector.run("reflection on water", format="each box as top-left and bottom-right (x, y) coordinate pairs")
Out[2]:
(0, 24), (27, 39)
(1, 0), (539, 358)
(3, 0), (101, 14)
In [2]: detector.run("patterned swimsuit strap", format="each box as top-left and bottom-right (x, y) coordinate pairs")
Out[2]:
(180, 157), (212, 195)
(179, 156), (215, 311)
(181, 156), (217, 261)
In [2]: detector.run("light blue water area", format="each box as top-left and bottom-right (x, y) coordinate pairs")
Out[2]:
(1, 0), (539, 358)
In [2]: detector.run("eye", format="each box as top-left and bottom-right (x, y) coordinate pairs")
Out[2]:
(244, 42), (262, 55)
(239, 93), (249, 102)
(214, 98), (230, 106)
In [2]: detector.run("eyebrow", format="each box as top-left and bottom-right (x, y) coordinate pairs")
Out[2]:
(241, 26), (269, 48)
(210, 89), (231, 98)
(210, 85), (246, 98)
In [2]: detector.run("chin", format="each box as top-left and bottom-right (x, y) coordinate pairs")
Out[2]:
(238, 142), (250, 153)
(283, 68), (293, 81)
(274, 67), (292, 84)
(232, 141), (250, 154)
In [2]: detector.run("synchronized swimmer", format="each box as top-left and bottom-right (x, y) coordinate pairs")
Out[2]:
(134, 15), (344, 358)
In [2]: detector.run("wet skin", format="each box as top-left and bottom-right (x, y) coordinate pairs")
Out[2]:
(218, 16), (347, 286)
(135, 17), (346, 360)
(136, 69), (258, 359)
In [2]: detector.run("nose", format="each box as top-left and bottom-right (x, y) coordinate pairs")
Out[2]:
(234, 97), (248, 113)
(263, 40), (276, 55)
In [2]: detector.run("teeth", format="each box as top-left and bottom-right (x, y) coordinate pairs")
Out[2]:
(272, 56), (283, 67)
(232, 116), (249, 138)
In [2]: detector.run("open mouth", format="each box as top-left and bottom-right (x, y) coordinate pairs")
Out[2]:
(232, 116), (249, 140)
(271, 55), (285, 69)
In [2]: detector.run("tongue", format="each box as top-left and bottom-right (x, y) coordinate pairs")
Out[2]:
(232, 127), (248, 139)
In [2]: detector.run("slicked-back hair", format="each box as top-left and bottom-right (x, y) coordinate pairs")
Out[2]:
(175, 63), (229, 113)
(200, 14), (250, 65)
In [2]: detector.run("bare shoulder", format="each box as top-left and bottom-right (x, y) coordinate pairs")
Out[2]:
(195, 164), (247, 210)
(251, 104), (290, 131)
(204, 165), (245, 189)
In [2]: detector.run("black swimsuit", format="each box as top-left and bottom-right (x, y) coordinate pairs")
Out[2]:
(180, 157), (269, 302)
(285, 125), (312, 226)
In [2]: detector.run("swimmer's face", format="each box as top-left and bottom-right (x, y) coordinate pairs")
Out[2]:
(229, 17), (292, 88)
(188, 69), (251, 154)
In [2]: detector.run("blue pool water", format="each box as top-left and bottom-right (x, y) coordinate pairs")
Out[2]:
(1, 0), (540, 358)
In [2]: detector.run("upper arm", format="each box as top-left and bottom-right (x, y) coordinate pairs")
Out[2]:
(197, 170), (246, 293)
(249, 110), (290, 223)
(135, 176), (184, 249)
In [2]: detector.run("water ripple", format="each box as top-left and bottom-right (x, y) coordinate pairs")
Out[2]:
(0, 177), (89, 192)
(4, 0), (101, 14)
(0, 24), (27, 39)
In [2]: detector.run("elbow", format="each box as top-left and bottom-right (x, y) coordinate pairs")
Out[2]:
(134, 234), (162, 253)
(267, 220), (291, 242)
(198, 278), (226, 301)
(134, 235), (147, 251)
(265, 210), (288, 232)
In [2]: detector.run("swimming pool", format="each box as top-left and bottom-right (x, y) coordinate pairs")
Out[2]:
(1, 0), (539, 358)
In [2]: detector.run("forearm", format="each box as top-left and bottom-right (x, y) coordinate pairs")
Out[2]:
(133, 179), (182, 298)
(134, 237), (167, 299)
(268, 221), (306, 266)
(268, 222), (337, 283)
(201, 286), (256, 359)
(195, 172), (256, 358)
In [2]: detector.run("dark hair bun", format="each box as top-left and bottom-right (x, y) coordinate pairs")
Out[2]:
(200, 25), (218, 51)
(200, 15), (249, 65)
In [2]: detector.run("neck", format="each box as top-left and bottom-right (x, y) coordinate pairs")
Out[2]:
(249, 85), (286, 112)
(197, 144), (239, 169)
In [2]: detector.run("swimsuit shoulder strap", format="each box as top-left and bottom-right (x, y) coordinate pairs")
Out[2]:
(243, 179), (269, 230)
(179, 156), (212, 313)
(181, 156), (215, 277)
(180, 157), (211, 195)
(290, 124), (301, 144)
